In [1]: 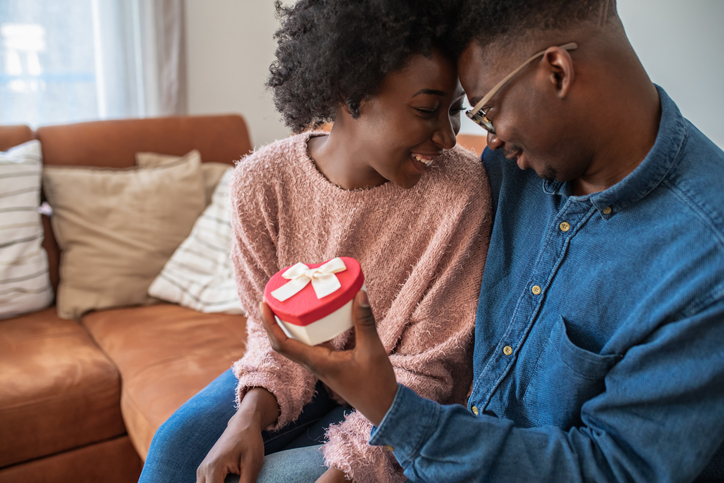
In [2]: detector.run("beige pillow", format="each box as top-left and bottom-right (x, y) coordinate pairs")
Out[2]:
(135, 151), (231, 207)
(42, 154), (205, 319)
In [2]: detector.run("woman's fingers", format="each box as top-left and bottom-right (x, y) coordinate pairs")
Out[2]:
(238, 455), (263, 483)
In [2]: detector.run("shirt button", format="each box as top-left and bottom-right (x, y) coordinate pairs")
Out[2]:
(384, 445), (394, 452)
(559, 222), (570, 232)
(531, 285), (541, 295)
(503, 345), (513, 356)
(472, 406), (479, 415)
(603, 206), (612, 215)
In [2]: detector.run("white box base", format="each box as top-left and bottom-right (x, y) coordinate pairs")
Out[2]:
(277, 299), (354, 346)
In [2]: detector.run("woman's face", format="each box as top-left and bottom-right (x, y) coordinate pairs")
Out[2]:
(354, 50), (465, 189)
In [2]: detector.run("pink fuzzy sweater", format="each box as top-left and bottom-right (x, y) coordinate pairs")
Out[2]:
(229, 133), (492, 482)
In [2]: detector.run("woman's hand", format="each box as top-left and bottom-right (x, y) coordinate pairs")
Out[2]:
(316, 467), (350, 482)
(196, 388), (280, 483)
(260, 291), (398, 426)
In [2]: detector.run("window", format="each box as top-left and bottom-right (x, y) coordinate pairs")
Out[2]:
(0, 0), (185, 127)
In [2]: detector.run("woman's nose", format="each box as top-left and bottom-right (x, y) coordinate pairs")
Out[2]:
(432, 116), (457, 150)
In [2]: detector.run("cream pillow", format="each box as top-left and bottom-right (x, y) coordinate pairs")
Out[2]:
(147, 168), (243, 314)
(135, 150), (230, 206)
(42, 154), (205, 319)
(0, 140), (53, 319)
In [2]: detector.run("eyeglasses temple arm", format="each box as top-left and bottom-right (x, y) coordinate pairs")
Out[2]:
(470, 42), (578, 114)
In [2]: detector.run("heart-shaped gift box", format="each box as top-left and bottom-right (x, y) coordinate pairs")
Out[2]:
(264, 257), (365, 346)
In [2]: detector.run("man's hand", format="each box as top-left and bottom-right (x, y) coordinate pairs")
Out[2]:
(196, 388), (279, 483)
(261, 290), (398, 426)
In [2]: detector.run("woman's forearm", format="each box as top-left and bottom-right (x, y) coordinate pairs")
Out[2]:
(231, 387), (281, 430)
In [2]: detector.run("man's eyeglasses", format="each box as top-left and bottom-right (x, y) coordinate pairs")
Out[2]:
(465, 42), (578, 135)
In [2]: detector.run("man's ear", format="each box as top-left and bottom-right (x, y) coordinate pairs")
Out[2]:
(543, 46), (575, 99)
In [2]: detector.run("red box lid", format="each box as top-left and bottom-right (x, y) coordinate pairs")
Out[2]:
(264, 257), (365, 326)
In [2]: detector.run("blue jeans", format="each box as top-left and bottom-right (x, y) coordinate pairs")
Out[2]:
(139, 369), (350, 483)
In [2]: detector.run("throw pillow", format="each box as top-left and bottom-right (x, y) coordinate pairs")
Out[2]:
(135, 151), (230, 207)
(147, 168), (243, 314)
(42, 154), (205, 320)
(0, 140), (53, 319)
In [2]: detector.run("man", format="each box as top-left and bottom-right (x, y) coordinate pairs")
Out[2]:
(262, 0), (724, 480)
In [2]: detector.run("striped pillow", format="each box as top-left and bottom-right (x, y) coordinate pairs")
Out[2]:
(0, 140), (53, 319)
(147, 168), (243, 314)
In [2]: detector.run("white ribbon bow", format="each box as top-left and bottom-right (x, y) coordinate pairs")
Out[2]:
(270, 258), (347, 302)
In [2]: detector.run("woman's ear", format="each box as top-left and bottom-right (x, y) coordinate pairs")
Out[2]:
(338, 94), (357, 117)
(543, 46), (575, 99)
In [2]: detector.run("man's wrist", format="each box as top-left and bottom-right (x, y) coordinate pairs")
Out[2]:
(367, 377), (399, 426)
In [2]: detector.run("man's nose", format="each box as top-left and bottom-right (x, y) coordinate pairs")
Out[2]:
(487, 131), (503, 150)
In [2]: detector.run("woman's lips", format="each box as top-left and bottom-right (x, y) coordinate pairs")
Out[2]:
(411, 153), (435, 166)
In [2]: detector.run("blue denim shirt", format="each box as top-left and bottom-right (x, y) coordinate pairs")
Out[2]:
(369, 87), (724, 482)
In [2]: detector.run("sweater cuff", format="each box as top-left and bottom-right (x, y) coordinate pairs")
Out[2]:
(323, 410), (405, 483)
(369, 384), (441, 468)
(234, 368), (306, 431)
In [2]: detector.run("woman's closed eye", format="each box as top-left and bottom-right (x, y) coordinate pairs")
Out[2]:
(414, 106), (439, 118)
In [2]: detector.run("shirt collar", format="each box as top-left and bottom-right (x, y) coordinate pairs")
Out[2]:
(544, 86), (688, 218)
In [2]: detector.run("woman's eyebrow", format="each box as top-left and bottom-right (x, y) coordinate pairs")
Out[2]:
(412, 88), (446, 98)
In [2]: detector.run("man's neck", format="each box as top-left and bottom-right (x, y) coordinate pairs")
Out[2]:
(572, 59), (661, 196)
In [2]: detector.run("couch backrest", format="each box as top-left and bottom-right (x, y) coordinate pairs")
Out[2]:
(0, 125), (34, 151)
(36, 114), (252, 167)
(1, 114), (253, 298)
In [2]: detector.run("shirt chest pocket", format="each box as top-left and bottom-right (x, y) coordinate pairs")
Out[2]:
(520, 316), (621, 429)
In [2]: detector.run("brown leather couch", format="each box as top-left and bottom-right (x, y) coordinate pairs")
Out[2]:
(0, 115), (252, 483)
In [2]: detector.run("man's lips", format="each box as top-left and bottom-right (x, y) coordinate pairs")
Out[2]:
(504, 149), (526, 169)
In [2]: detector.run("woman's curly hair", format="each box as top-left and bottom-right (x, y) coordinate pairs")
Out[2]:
(267, 0), (460, 132)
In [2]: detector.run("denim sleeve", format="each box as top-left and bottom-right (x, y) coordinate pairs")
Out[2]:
(370, 298), (724, 482)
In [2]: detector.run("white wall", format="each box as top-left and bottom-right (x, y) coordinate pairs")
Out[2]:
(617, 0), (724, 148)
(184, 0), (290, 148)
(185, 1), (724, 148)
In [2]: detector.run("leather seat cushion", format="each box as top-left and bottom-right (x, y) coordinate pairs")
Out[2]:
(0, 435), (142, 483)
(0, 308), (125, 467)
(81, 304), (247, 459)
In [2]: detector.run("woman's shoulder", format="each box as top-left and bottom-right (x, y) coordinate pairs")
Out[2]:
(234, 134), (307, 176)
(427, 144), (489, 196)
(230, 133), (309, 190)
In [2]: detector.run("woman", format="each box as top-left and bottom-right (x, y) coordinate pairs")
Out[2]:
(140, 1), (491, 482)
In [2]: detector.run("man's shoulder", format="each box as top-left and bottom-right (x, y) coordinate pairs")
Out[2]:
(665, 122), (724, 243)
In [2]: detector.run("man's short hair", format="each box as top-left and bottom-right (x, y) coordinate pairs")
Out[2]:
(452, 0), (618, 54)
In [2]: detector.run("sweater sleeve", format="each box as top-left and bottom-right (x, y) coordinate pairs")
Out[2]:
(228, 151), (318, 430)
(323, 157), (493, 482)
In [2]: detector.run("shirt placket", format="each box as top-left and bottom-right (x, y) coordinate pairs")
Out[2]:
(470, 196), (596, 414)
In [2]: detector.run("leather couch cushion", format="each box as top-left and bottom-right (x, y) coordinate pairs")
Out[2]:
(0, 308), (125, 468)
(81, 304), (247, 459)
(0, 435), (142, 483)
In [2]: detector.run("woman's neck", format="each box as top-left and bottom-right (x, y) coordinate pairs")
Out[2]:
(308, 123), (387, 190)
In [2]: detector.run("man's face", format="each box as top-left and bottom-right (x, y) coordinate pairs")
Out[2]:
(458, 42), (589, 183)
